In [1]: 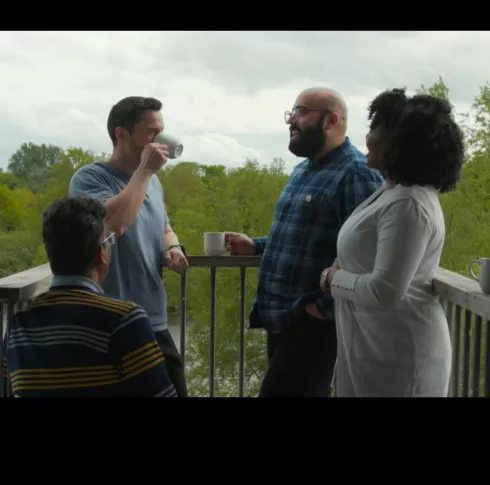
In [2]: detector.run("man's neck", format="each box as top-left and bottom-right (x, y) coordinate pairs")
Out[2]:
(50, 272), (104, 293)
(87, 268), (102, 284)
(312, 135), (346, 160)
(107, 150), (139, 176)
(55, 271), (100, 284)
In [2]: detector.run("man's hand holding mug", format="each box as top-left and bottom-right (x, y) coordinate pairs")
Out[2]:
(224, 232), (256, 256)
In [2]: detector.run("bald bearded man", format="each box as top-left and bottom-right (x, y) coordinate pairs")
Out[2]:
(225, 87), (385, 397)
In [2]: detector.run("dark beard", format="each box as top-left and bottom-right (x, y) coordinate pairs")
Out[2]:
(288, 120), (326, 159)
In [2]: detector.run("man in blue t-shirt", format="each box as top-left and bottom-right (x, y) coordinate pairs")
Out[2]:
(69, 96), (188, 397)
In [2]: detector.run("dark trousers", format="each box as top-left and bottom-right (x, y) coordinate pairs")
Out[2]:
(259, 308), (337, 397)
(154, 329), (188, 398)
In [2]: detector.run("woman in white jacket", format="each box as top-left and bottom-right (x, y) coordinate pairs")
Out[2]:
(320, 89), (465, 397)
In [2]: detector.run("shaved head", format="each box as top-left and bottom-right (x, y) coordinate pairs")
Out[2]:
(294, 87), (348, 127)
(288, 86), (348, 159)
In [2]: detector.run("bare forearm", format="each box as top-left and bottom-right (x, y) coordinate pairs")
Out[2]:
(164, 228), (180, 249)
(105, 167), (152, 235)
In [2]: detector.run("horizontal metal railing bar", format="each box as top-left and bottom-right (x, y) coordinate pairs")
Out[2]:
(0, 256), (262, 304)
(184, 256), (261, 268)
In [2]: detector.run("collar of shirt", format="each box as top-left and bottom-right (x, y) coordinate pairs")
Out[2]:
(308, 137), (351, 169)
(50, 275), (104, 294)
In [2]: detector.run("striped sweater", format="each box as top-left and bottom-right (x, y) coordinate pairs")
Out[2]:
(1, 285), (177, 397)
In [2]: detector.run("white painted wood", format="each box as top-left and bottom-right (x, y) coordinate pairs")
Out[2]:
(434, 267), (490, 320)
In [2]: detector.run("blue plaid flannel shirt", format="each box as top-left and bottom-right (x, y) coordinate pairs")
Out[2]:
(249, 137), (385, 334)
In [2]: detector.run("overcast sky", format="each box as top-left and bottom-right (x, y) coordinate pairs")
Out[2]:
(0, 31), (488, 173)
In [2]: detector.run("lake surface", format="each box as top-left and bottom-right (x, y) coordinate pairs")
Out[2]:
(168, 323), (181, 350)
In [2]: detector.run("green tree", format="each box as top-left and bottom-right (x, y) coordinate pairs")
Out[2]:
(0, 169), (26, 190)
(0, 185), (26, 232)
(416, 75), (452, 104)
(466, 82), (490, 159)
(8, 142), (64, 192)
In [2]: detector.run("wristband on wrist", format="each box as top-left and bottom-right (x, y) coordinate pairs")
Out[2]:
(166, 244), (187, 257)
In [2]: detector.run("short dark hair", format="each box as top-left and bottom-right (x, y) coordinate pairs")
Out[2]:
(42, 196), (107, 276)
(107, 96), (162, 145)
(368, 88), (465, 193)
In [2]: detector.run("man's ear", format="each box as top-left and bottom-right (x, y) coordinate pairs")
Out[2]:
(95, 246), (108, 266)
(324, 112), (339, 130)
(115, 126), (128, 143)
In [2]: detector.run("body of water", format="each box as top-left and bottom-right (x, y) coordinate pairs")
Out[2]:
(168, 323), (181, 350)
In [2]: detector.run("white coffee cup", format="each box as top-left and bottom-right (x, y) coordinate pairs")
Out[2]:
(154, 132), (184, 159)
(204, 232), (225, 256)
(470, 258), (490, 294)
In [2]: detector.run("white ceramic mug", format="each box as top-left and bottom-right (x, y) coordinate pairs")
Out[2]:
(204, 232), (225, 256)
(469, 258), (490, 294)
(154, 132), (184, 159)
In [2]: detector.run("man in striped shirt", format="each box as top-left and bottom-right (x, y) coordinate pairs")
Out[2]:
(2, 196), (177, 397)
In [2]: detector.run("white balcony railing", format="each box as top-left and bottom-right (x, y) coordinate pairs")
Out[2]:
(1, 259), (489, 397)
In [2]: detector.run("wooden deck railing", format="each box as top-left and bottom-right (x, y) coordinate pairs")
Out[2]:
(1, 260), (489, 397)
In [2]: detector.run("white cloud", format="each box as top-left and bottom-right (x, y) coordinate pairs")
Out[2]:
(163, 79), (317, 135)
(180, 132), (261, 168)
(0, 31), (488, 173)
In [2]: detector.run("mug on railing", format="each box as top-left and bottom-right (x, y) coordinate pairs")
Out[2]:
(203, 232), (225, 256)
(469, 257), (490, 294)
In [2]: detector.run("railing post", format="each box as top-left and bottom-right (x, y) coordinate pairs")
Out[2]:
(6, 303), (13, 397)
(0, 301), (14, 398)
(0, 302), (5, 398)
(452, 305), (462, 397)
(462, 310), (472, 397)
(485, 322), (490, 397)
(239, 267), (246, 397)
(180, 271), (187, 366)
(472, 315), (482, 397)
(209, 266), (217, 397)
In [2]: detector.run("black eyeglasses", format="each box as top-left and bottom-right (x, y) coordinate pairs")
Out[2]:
(284, 108), (333, 124)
